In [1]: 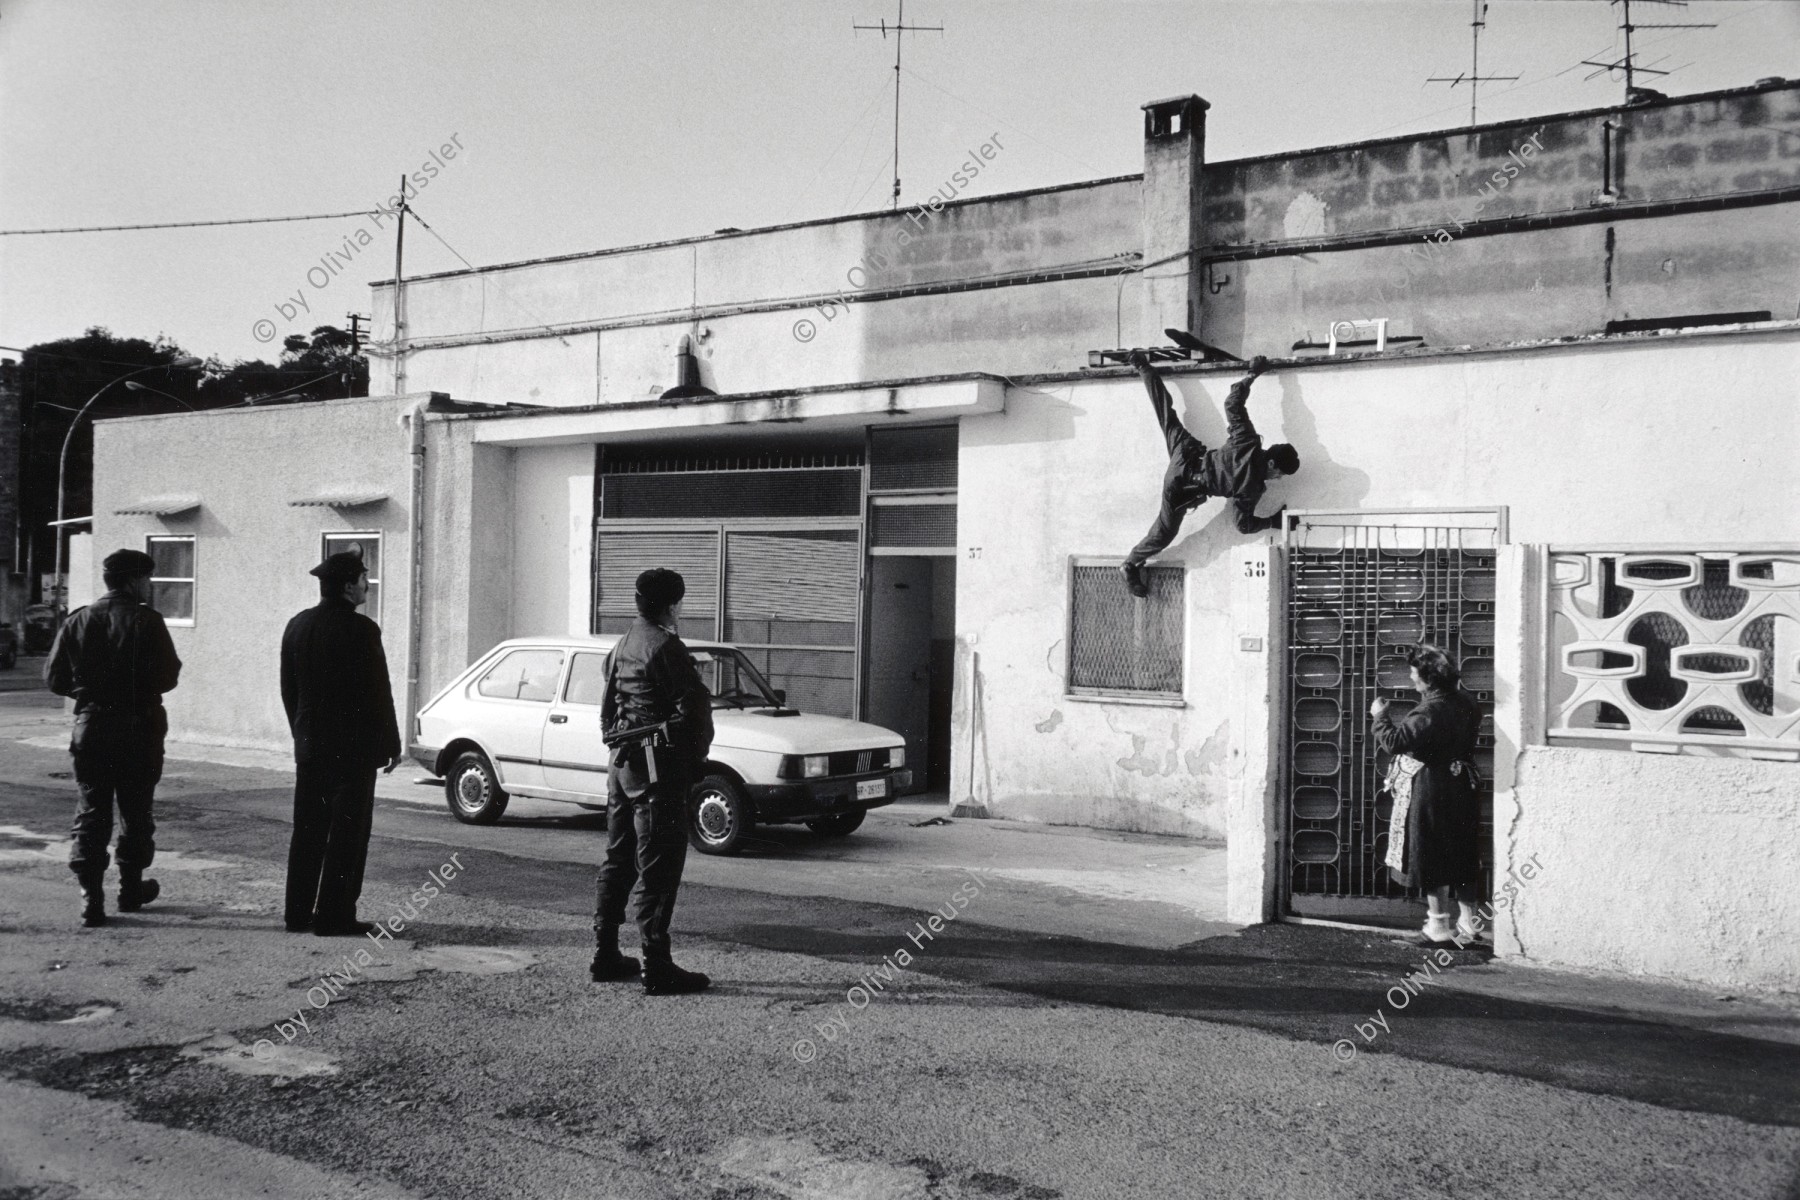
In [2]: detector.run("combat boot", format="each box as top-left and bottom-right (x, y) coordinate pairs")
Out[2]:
(588, 925), (640, 982)
(118, 866), (160, 913)
(77, 874), (106, 927)
(642, 958), (710, 996)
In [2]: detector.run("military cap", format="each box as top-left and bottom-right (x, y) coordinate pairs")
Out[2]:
(309, 550), (368, 585)
(634, 568), (686, 609)
(101, 548), (156, 576)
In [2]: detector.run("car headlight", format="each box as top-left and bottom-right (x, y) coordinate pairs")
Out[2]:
(888, 747), (905, 769)
(803, 754), (829, 778)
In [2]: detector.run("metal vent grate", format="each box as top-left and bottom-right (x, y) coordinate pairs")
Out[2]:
(870, 504), (956, 548)
(870, 425), (958, 492)
(1068, 564), (1184, 696)
(601, 469), (862, 519)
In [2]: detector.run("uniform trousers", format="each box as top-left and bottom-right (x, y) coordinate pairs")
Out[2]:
(593, 756), (693, 964)
(285, 760), (377, 927)
(68, 708), (166, 882)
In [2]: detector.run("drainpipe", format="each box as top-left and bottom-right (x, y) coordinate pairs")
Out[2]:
(399, 397), (429, 749)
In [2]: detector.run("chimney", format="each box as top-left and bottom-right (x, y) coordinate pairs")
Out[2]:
(1140, 95), (1209, 342)
(659, 334), (716, 400)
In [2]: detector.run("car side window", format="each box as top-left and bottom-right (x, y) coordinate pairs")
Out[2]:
(475, 649), (565, 703)
(564, 652), (608, 707)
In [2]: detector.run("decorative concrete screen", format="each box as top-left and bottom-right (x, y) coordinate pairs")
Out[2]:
(1546, 550), (1800, 759)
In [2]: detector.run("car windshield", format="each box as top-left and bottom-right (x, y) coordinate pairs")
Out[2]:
(690, 648), (783, 710)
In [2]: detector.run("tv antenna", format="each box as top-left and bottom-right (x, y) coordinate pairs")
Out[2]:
(853, 1), (944, 209)
(1581, 0), (1714, 103)
(1428, 1), (1519, 127)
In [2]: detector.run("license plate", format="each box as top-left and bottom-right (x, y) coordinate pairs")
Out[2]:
(856, 779), (887, 800)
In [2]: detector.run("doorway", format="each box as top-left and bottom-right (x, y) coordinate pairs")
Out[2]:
(865, 555), (956, 794)
(1279, 510), (1504, 928)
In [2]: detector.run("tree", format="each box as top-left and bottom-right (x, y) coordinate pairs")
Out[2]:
(11, 326), (367, 601)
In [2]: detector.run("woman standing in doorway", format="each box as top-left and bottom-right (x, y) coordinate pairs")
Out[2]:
(1371, 644), (1484, 943)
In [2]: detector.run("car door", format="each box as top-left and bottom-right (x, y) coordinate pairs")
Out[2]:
(541, 649), (612, 799)
(468, 646), (566, 790)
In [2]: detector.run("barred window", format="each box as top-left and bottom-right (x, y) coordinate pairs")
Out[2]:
(1067, 560), (1184, 699)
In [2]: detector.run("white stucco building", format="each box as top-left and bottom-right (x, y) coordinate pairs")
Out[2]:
(96, 81), (1800, 993)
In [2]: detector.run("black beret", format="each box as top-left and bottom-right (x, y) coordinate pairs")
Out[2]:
(635, 568), (686, 609)
(309, 550), (368, 585)
(102, 548), (156, 576)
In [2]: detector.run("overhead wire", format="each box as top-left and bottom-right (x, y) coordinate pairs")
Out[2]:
(0, 211), (376, 236)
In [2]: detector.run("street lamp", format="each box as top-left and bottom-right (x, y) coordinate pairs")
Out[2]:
(122, 380), (200, 411)
(52, 357), (203, 615)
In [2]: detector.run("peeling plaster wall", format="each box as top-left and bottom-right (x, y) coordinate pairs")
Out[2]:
(957, 329), (1800, 864)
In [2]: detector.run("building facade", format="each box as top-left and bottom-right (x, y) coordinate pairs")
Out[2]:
(95, 79), (1800, 992)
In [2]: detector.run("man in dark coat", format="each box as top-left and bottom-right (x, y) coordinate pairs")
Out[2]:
(1120, 353), (1300, 597)
(591, 567), (715, 995)
(45, 548), (182, 926)
(280, 551), (401, 936)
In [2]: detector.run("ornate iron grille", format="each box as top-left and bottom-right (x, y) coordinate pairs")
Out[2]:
(1283, 523), (1498, 925)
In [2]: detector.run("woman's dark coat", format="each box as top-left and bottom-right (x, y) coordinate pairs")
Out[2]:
(1374, 685), (1482, 891)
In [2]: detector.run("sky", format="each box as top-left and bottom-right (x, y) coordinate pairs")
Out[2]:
(2, 0), (1796, 364)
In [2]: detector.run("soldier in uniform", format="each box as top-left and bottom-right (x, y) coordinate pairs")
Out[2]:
(280, 550), (401, 937)
(45, 548), (183, 927)
(1120, 353), (1300, 597)
(591, 567), (714, 995)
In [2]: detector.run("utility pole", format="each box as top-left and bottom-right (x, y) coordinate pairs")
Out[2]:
(392, 177), (408, 395)
(1581, 0), (1713, 103)
(1428, 1), (1518, 127)
(345, 312), (368, 354)
(854, 1), (943, 210)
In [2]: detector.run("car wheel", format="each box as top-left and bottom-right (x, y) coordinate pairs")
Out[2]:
(805, 810), (865, 837)
(445, 750), (509, 825)
(689, 773), (751, 856)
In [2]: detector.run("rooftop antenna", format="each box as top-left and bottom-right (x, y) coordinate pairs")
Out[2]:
(1428, 1), (1519, 127)
(853, 0), (944, 209)
(1581, 0), (1713, 103)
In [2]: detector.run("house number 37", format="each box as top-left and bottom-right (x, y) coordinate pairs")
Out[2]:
(967, 547), (983, 559)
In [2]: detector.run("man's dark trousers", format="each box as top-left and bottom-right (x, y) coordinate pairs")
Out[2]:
(285, 761), (377, 928)
(69, 709), (166, 883)
(1126, 381), (1205, 566)
(593, 758), (693, 964)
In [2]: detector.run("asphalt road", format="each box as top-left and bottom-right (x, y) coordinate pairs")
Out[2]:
(3, 681), (1799, 1200)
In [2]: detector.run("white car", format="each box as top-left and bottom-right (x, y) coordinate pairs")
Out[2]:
(409, 634), (910, 855)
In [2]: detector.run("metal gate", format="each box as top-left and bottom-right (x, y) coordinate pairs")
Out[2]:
(1280, 509), (1506, 927)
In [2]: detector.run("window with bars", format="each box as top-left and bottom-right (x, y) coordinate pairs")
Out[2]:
(1066, 560), (1184, 699)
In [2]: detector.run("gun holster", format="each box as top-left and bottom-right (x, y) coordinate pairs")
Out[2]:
(604, 721), (671, 786)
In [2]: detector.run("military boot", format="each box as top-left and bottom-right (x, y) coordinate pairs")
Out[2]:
(78, 874), (107, 928)
(589, 925), (640, 982)
(117, 866), (160, 913)
(642, 956), (710, 996)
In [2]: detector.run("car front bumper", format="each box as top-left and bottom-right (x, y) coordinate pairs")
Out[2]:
(746, 769), (912, 824)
